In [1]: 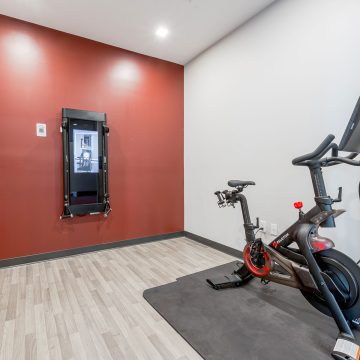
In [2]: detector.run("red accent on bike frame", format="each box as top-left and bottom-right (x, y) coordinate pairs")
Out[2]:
(294, 201), (303, 209)
(272, 241), (278, 249)
(243, 243), (272, 278)
(311, 241), (328, 251)
(310, 238), (334, 252)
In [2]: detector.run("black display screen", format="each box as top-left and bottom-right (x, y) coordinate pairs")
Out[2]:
(339, 97), (360, 153)
(69, 119), (103, 206)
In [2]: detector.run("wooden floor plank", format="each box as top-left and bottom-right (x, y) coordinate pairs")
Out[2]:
(0, 237), (235, 359)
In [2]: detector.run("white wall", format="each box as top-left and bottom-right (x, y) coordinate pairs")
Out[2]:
(185, 0), (360, 260)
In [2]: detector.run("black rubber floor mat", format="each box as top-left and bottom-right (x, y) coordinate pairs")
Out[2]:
(143, 261), (359, 360)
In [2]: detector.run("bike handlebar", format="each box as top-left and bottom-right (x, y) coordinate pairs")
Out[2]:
(323, 154), (360, 167)
(292, 134), (335, 165)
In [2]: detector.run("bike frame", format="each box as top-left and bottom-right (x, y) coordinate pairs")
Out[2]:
(236, 163), (354, 337)
(240, 194), (337, 284)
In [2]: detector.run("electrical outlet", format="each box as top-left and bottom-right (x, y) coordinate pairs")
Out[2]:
(270, 223), (278, 236)
(259, 220), (267, 233)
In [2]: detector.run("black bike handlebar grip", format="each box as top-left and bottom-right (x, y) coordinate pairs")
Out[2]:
(292, 134), (335, 165)
(331, 145), (339, 158)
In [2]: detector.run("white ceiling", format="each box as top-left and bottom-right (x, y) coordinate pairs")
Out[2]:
(0, 0), (275, 65)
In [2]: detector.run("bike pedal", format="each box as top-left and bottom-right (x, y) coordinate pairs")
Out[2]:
(206, 275), (244, 290)
(332, 337), (360, 360)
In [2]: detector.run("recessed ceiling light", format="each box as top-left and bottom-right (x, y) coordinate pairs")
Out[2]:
(155, 26), (169, 38)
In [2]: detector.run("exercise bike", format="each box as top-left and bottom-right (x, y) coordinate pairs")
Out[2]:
(207, 98), (360, 360)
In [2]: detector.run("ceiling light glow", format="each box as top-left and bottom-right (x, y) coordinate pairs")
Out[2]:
(155, 26), (169, 38)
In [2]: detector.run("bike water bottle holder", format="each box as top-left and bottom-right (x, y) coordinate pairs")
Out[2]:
(214, 189), (239, 208)
(215, 191), (225, 207)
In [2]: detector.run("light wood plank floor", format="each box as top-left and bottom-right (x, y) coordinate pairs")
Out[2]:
(0, 237), (236, 360)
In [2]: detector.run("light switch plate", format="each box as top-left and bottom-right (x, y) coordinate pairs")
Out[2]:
(36, 123), (47, 137)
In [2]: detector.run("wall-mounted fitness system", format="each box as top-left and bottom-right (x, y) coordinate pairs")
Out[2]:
(60, 108), (111, 219)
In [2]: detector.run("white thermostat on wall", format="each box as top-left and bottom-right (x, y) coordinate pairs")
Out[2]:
(36, 123), (47, 137)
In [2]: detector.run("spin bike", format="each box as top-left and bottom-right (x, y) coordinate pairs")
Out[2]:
(207, 101), (360, 360)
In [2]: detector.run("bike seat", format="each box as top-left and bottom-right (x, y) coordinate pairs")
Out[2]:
(228, 180), (255, 188)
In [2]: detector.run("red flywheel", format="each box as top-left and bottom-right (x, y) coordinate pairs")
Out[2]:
(243, 243), (272, 278)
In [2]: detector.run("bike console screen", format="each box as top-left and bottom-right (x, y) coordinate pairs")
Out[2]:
(339, 97), (360, 153)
